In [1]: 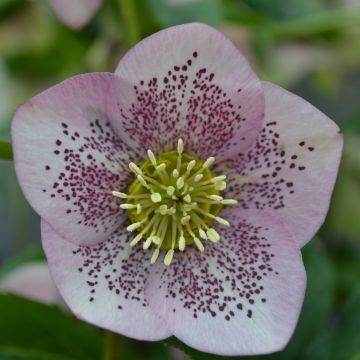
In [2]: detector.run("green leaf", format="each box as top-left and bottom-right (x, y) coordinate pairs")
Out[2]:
(305, 287), (360, 360)
(325, 134), (360, 238)
(0, 294), (102, 360)
(148, 0), (223, 27)
(0, 347), (72, 360)
(0, 141), (13, 160)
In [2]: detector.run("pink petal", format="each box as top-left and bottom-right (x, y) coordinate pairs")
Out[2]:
(114, 23), (264, 160)
(144, 210), (306, 356)
(49, 0), (102, 29)
(41, 220), (171, 341)
(12, 73), (139, 246)
(0, 262), (66, 309)
(221, 82), (343, 247)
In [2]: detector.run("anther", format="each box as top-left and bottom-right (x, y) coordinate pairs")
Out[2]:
(151, 192), (162, 203)
(215, 217), (230, 226)
(181, 216), (190, 225)
(211, 175), (226, 183)
(112, 191), (127, 198)
(214, 181), (226, 191)
(156, 163), (166, 172)
(164, 249), (174, 266)
(208, 195), (223, 201)
(172, 169), (179, 178)
(207, 228), (220, 242)
(202, 157), (215, 169)
(120, 204), (137, 209)
(143, 237), (153, 250)
(130, 233), (143, 247)
(167, 186), (175, 196)
(176, 177), (184, 189)
(129, 162), (142, 175)
(178, 235), (185, 251)
(199, 229), (207, 239)
(194, 174), (204, 182)
(221, 199), (238, 205)
(177, 138), (184, 154)
(127, 222), (142, 232)
(147, 149), (157, 166)
(159, 204), (168, 215)
(150, 248), (160, 264)
(183, 194), (191, 203)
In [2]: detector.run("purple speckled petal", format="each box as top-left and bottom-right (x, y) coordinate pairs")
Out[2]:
(220, 82), (343, 247)
(12, 73), (139, 246)
(42, 220), (171, 341)
(49, 0), (102, 29)
(144, 210), (305, 356)
(114, 23), (264, 160)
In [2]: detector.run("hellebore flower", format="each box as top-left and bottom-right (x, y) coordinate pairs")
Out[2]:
(12, 24), (343, 355)
(0, 262), (66, 309)
(48, 0), (102, 29)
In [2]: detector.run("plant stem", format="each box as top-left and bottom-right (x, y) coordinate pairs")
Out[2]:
(103, 331), (120, 360)
(118, 0), (140, 47)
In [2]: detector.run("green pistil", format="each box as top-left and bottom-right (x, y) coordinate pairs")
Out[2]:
(112, 139), (237, 266)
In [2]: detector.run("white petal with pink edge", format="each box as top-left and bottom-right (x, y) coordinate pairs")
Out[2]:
(0, 262), (66, 309)
(144, 210), (306, 356)
(114, 23), (264, 160)
(49, 0), (102, 29)
(221, 81), (343, 247)
(41, 220), (171, 341)
(12, 73), (139, 247)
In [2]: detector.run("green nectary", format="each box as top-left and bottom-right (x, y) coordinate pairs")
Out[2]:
(112, 139), (237, 266)
(127, 150), (222, 250)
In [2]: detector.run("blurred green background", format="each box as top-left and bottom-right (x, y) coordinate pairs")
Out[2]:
(0, 0), (359, 359)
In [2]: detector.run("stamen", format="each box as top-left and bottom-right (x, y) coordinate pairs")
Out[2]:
(147, 149), (157, 166)
(221, 199), (238, 205)
(129, 162), (142, 176)
(177, 138), (184, 154)
(130, 233), (143, 247)
(167, 186), (175, 196)
(194, 237), (205, 252)
(164, 249), (174, 266)
(207, 228), (220, 243)
(115, 138), (235, 265)
(120, 204), (137, 209)
(172, 169), (179, 179)
(202, 157), (215, 169)
(112, 191), (127, 199)
(151, 192), (162, 203)
(215, 181), (227, 191)
(150, 248), (160, 264)
(176, 177), (184, 189)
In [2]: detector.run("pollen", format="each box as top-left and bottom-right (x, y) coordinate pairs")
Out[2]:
(112, 139), (237, 266)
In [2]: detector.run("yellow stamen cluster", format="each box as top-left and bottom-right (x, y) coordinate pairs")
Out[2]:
(112, 139), (237, 266)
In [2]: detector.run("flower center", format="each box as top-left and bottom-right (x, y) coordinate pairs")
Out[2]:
(112, 139), (237, 266)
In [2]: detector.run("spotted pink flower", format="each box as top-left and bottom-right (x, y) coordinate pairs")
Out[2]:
(12, 24), (342, 356)
(49, 0), (102, 29)
(0, 262), (66, 309)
